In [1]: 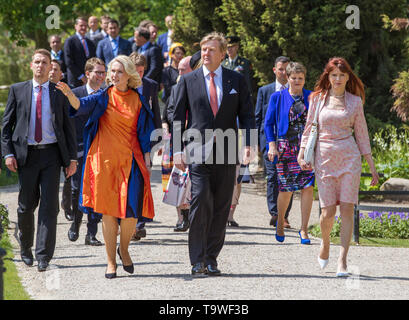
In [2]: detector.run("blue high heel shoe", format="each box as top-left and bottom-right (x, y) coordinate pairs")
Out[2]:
(275, 230), (285, 243)
(298, 231), (311, 245)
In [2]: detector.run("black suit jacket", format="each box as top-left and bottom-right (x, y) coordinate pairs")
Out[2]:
(1, 80), (77, 167)
(132, 42), (163, 83)
(64, 35), (96, 88)
(142, 77), (161, 130)
(171, 66), (255, 165)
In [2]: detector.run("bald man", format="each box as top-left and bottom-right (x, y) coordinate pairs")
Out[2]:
(86, 16), (104, 46)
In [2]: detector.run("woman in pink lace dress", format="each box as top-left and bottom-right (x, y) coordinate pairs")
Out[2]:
(299, 57), (379, 277)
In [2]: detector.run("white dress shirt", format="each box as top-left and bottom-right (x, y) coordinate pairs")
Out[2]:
(28, 80), (57, 145)
(203, 64), (223, 108)
(275, 80), (288, 92)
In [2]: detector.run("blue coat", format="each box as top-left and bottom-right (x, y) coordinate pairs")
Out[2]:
(69, 86), (155, 218)
(96, 36), (132, 65)
(264, 88), (311, 151)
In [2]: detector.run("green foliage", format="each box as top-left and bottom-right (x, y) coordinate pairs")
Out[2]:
(0, 203), (9, 231)
(360, 125), (409, 192)
(391, 69), (409, 122)
(310, 212), (409, 240)
(0, 0), (101, 47)
(0, 28), (34, 85)
(173, 0), (407, 123)
(173, 0), (227, 54)
(0, 0), (179, 48)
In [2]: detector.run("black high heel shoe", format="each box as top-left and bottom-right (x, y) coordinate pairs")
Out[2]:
(117, 246), (134, 274)
(105, 264), (117, 279)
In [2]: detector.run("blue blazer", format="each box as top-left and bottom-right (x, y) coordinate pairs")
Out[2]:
(156, 32), (168, 56)
(96, 36), (132, 65)
(264, 88), (311, 151)
(255, 82), (276, 153)
(69, 86), (155, 218)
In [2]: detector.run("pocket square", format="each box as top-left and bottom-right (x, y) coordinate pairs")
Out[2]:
(229, 88), (238, 94)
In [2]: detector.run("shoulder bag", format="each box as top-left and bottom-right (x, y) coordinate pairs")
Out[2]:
(303, 93), (324, 167)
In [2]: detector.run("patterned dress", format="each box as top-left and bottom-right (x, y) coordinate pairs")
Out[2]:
(301, 92), (371, 207)
(276, 96), (315, 192)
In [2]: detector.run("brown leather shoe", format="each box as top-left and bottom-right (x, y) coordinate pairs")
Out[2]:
(283, 218), (291, 229)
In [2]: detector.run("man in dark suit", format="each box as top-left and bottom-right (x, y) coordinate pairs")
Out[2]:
(129, 52), (162, 241)
(96, 19), (132, 66)
(1, 49), (77, 272)
(64, 17), (96, 88)
(170, 32), (255, 277)
(65, 57), (105, 246)
(157, 15), (173, 63)
(221, 36), (255, 99)
(48, 35), (66, 75)
(132, 27), (163, 84)
(255, 56), (292, 228)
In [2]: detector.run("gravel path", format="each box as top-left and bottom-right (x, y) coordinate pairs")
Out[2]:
(1, 161), (409, 300)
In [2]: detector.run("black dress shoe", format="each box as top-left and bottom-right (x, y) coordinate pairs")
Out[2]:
(135, 228), (147, 238)
(68, 222), (80, 242)
(227, 220), (239, 227)
(21, 250), (34, 266)
(206, 264), (221, 276)
(117, 247), (134, 274)
(174, 220), (190, 232)
(191, 262), (207, 277)
(270, 215), (278, 226)
(85, 235), (103, 246)
(64, 210), (74, 221)
(37, 260), (49, 272)
(105, 264), (117, 279)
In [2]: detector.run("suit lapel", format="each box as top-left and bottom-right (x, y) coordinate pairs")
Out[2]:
(195, 68), (213, 115)
(25, 80), (33, 127)
(49, 82), (57, 125)
(220, 67), (231, 111)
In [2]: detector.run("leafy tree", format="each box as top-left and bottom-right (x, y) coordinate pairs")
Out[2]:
(0, 0), (179, 48)
(173, 0), (407, 123)
(172, 0), (227, 54)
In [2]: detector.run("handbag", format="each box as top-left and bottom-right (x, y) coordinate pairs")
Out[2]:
(303, 93), (324, 167)
(162, 166), (191, 207)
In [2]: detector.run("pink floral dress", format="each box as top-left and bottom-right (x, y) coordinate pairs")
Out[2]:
(301, 91), (372, 208)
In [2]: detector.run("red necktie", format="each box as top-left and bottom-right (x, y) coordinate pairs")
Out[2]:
(35, 85), (42, 143)
(81, 37), (89, 57)
(209, 72), (218, 116)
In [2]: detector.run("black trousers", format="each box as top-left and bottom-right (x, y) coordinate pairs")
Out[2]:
(62, 156), (100, 236)
(188, 163), (236, 266)
(17, 145), (61, 262)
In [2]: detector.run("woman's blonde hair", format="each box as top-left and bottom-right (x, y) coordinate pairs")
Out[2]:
(106, 55), (141, 89)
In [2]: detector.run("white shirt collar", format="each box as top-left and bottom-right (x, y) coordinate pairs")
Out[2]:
(76, 32), (86, 40)
(109, 36), (119, 42)
(203, 64), (222, 78)
(276, 80), (288, 90)
(32, 79), (49, 89)
(229, 55), (238, 64)
(86, 83), (97, 95)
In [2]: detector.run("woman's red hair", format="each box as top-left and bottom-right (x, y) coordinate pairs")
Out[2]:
(310, 57), (365, 104)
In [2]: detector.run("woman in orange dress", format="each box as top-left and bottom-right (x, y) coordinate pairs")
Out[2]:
(57, 55), (155, 279)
